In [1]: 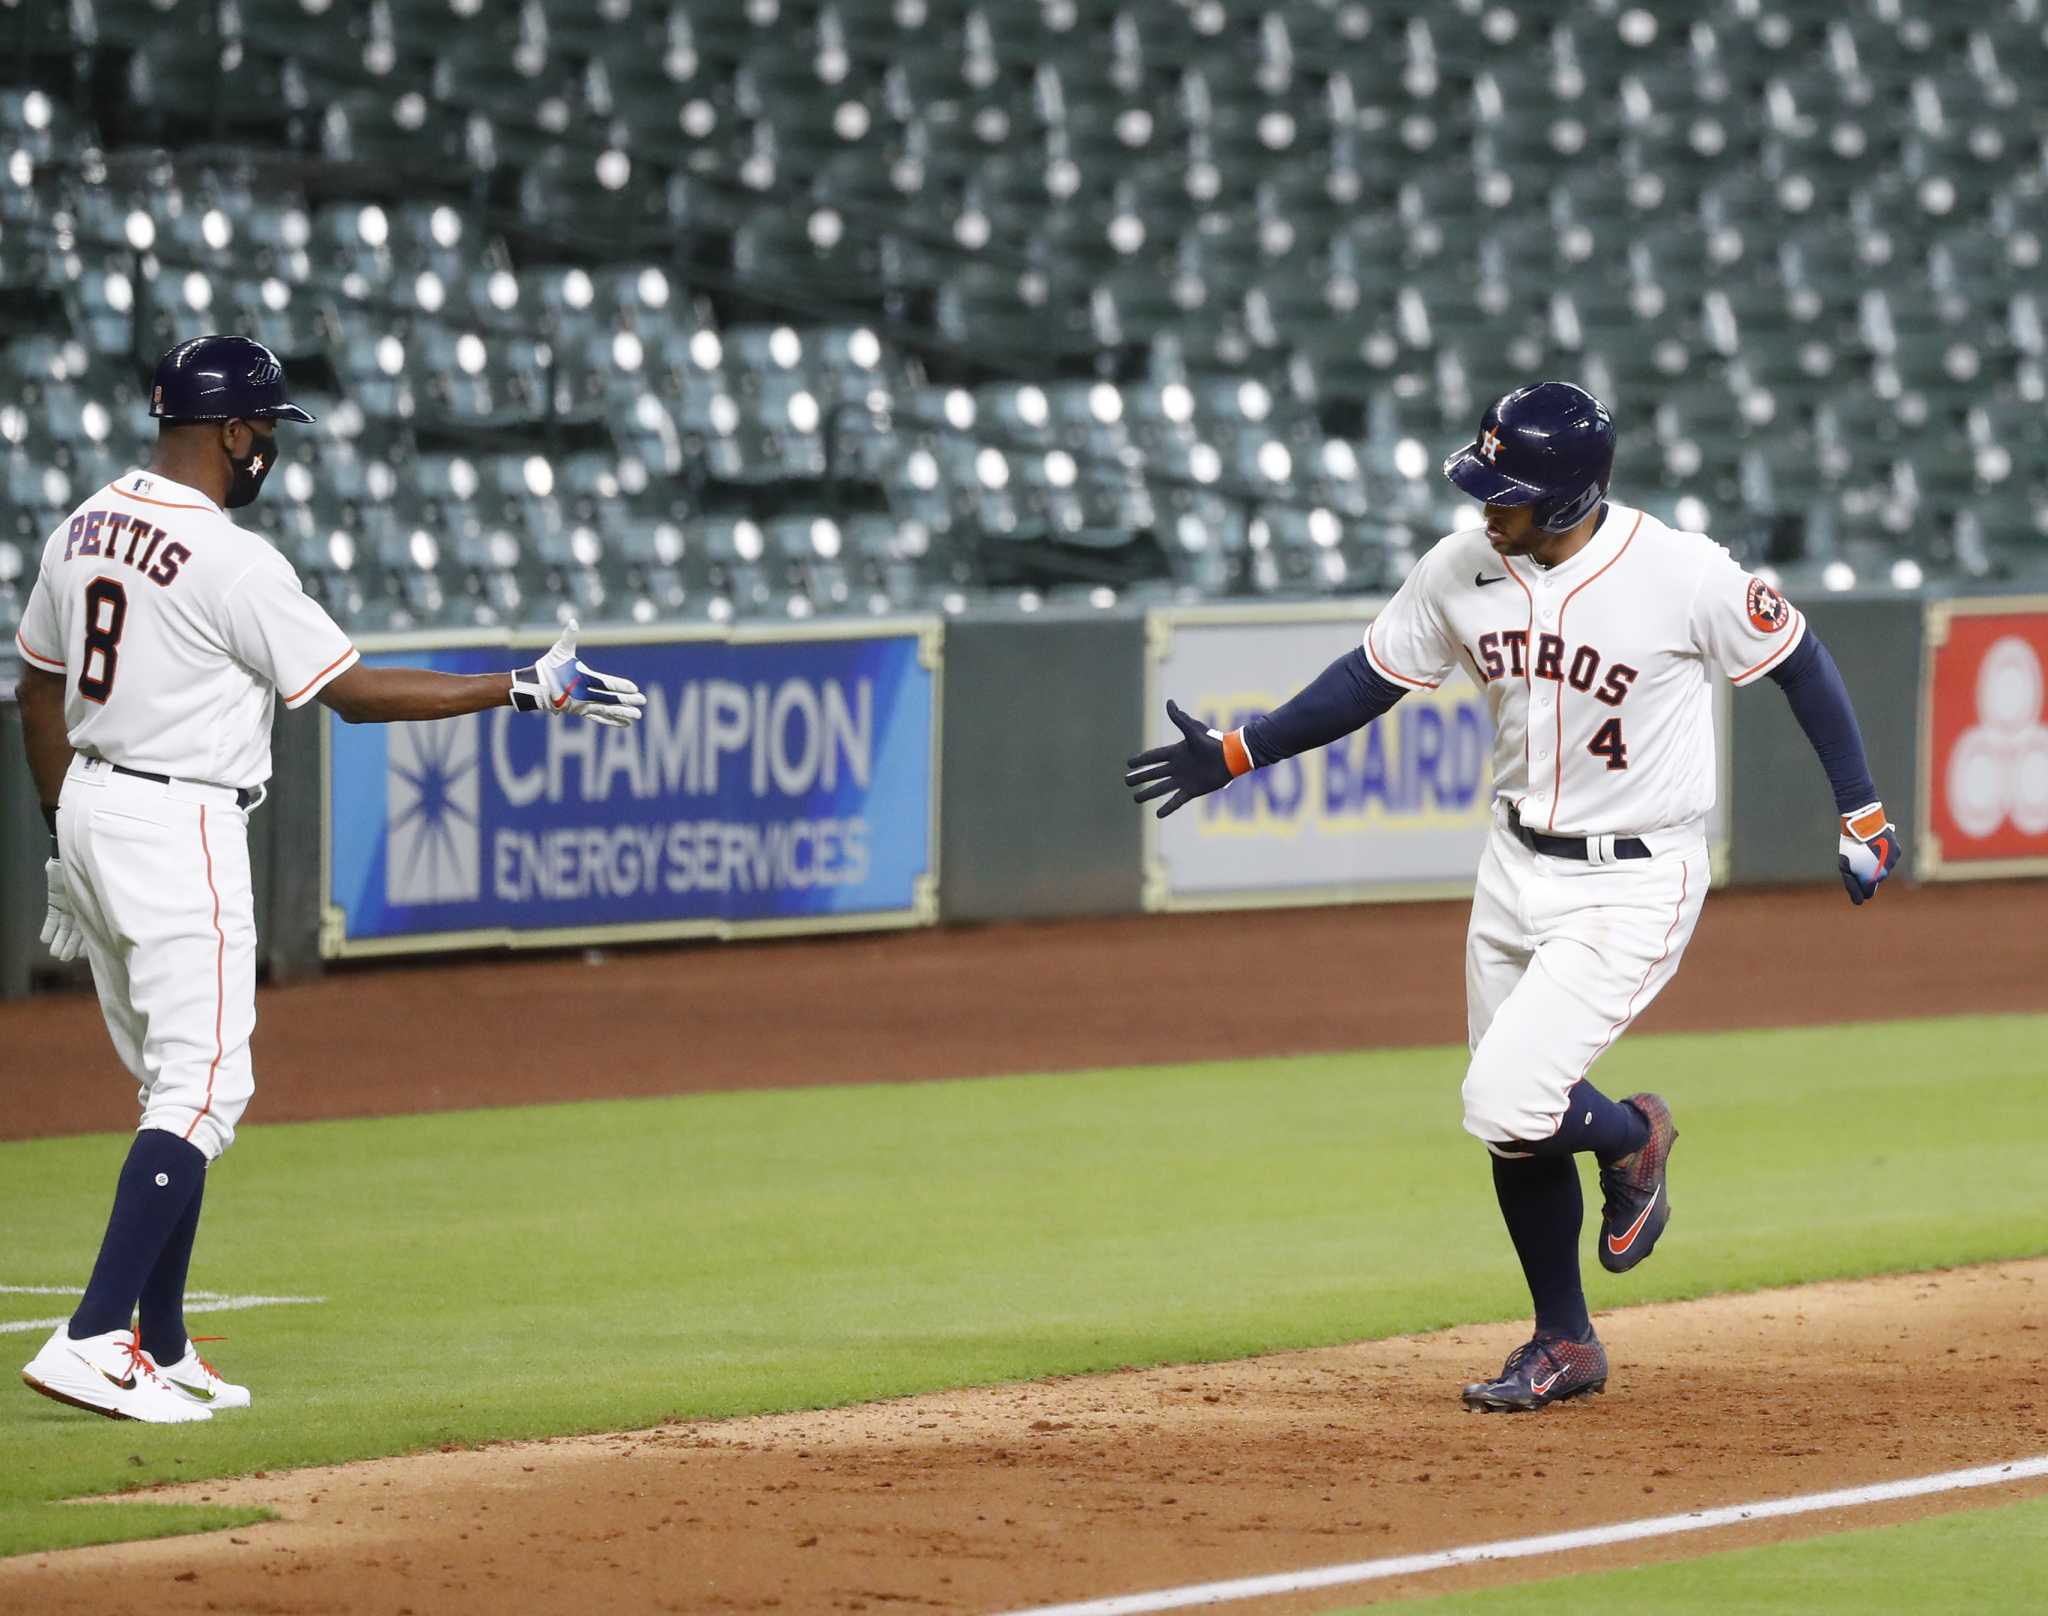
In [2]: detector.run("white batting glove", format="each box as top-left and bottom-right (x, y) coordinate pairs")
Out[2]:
(41, 858), (84, 962)
(510, 619), (647, 727)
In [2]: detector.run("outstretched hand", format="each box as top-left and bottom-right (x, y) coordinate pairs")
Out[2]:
(1124, 699), (1236, 819)
(516, 619), (648, 727)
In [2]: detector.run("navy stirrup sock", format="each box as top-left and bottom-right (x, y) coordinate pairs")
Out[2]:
(138, 1166), (208, 1364)
(1516, 1080), (1650, 1162)
(1491, 1153), (1593, 1341)
(70, 1131), (209, 1342)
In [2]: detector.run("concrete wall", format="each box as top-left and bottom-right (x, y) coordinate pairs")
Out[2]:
(938, 609), (1146, 922)
(0, 698), (63, 1001)
(1727, 595), (1924, 885)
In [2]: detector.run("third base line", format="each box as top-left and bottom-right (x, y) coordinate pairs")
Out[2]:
(991, 1454), (2048, 1616)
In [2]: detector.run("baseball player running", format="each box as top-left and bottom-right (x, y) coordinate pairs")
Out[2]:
(1125, 382), (1900, 1412)
(14, 335), (645, 1421)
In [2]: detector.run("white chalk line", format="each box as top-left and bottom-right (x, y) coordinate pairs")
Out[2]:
(0, 1289), (324, 1336)
(991, 1455), (2048, 1616)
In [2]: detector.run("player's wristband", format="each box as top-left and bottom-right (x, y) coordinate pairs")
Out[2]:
(507, 666), (553, 714)
(1841, 801), (1890, 841)
(1220, 728), (1255, 777)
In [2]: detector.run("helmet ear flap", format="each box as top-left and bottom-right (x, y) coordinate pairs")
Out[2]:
(1532, 437), (1615, 532)
(1534, 480), (1604, 533)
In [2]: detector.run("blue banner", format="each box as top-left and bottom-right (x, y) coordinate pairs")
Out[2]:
(324, 627), (938, 950)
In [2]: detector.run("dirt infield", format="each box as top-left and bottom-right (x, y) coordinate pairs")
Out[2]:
(2, 878), (2043, 1142)
(7, 1262), (2045, 1614)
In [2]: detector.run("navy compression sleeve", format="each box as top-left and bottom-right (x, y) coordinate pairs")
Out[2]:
(1766, 631), (1880, 812)
(1242, 647), (1407, 766)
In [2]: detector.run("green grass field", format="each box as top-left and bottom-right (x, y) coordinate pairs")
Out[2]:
(1386, 1492), (2048, 1613)
(3, 1011), (2046, 1602)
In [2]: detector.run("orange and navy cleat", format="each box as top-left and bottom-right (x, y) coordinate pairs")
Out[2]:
(1461, 1331), (1609, 1412)
(1597, 1092), (1677, 1274)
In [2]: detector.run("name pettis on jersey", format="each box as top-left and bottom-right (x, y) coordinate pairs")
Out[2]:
(62, 509), (191, 588)
(1467, 630), (1640, 707)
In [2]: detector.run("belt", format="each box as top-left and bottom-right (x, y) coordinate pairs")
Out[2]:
(109, 763), (261, 810)
(1508, 805), (1649, 862)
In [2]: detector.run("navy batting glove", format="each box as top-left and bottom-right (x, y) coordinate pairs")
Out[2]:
(1124, 699), (1250, 819)
(1838, 802), (1902, 905)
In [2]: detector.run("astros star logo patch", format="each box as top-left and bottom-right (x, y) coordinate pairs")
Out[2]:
(1746, 576), (1789, 633)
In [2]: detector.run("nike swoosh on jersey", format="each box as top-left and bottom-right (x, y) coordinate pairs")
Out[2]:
(1475, 572), (1507, 587)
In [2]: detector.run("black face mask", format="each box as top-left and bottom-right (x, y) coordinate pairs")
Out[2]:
(225, 426), (279, 509)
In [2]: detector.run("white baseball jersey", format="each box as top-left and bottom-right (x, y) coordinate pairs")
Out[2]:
(1361, 502), (1806, 838)
(14, 470), (359, 788)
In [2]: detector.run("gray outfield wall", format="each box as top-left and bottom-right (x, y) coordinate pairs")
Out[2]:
(1724, 594), (1925, 886)
(0, 594), (1942, 998)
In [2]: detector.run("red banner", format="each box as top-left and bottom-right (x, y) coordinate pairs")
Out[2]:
(1922, 600), (2048, 877)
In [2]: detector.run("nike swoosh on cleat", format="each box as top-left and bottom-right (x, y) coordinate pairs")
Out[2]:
(1531, 1368), (1563, 1395)
(68, 1347), (137, 1392)
(1606, 1182), (1661, 1254)
(166, 1379), (216, 1401)
(1475, 572), (1507, 587)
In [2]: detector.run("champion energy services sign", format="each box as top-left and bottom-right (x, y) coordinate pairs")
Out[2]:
(320, 621), (940, 955)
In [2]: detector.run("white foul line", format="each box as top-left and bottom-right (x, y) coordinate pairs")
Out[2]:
(991, 1455), (2048, 1616)
(0, 1290), (325, 1336)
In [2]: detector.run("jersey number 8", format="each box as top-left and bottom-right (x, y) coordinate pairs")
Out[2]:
(78, 577), (129, 704)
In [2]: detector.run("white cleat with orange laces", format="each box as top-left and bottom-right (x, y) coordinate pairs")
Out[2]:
(155, 1341), (251, 1410)
(20, 1327), (214, 1422)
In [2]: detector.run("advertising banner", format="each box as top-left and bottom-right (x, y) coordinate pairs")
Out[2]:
(1142, 604), (1729, 910)
(1143, 605), (1494, 908)
(1918, 596), (2048, 880)
(321, 620), (940, 956)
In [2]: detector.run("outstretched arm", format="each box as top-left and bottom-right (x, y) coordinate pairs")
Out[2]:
(317, 620), (645, 728)
(1244, 647), (1408, 765)
(318, 664), (512, 724)
(1125, 648), (1407, 818)
(1765, 632), (1900, 904)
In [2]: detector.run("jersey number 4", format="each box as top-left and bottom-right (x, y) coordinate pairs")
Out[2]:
(1587, 716), (1628, 771)
(78, 577), (129, 704)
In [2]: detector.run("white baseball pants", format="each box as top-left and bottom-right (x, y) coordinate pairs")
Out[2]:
(58, 756), (258, 1162)
(1462, 801), (1709, 1151)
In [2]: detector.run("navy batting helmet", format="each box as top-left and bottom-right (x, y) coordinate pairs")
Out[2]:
(1443, 381), (1614, 533)
(149, 334), (316, 425)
